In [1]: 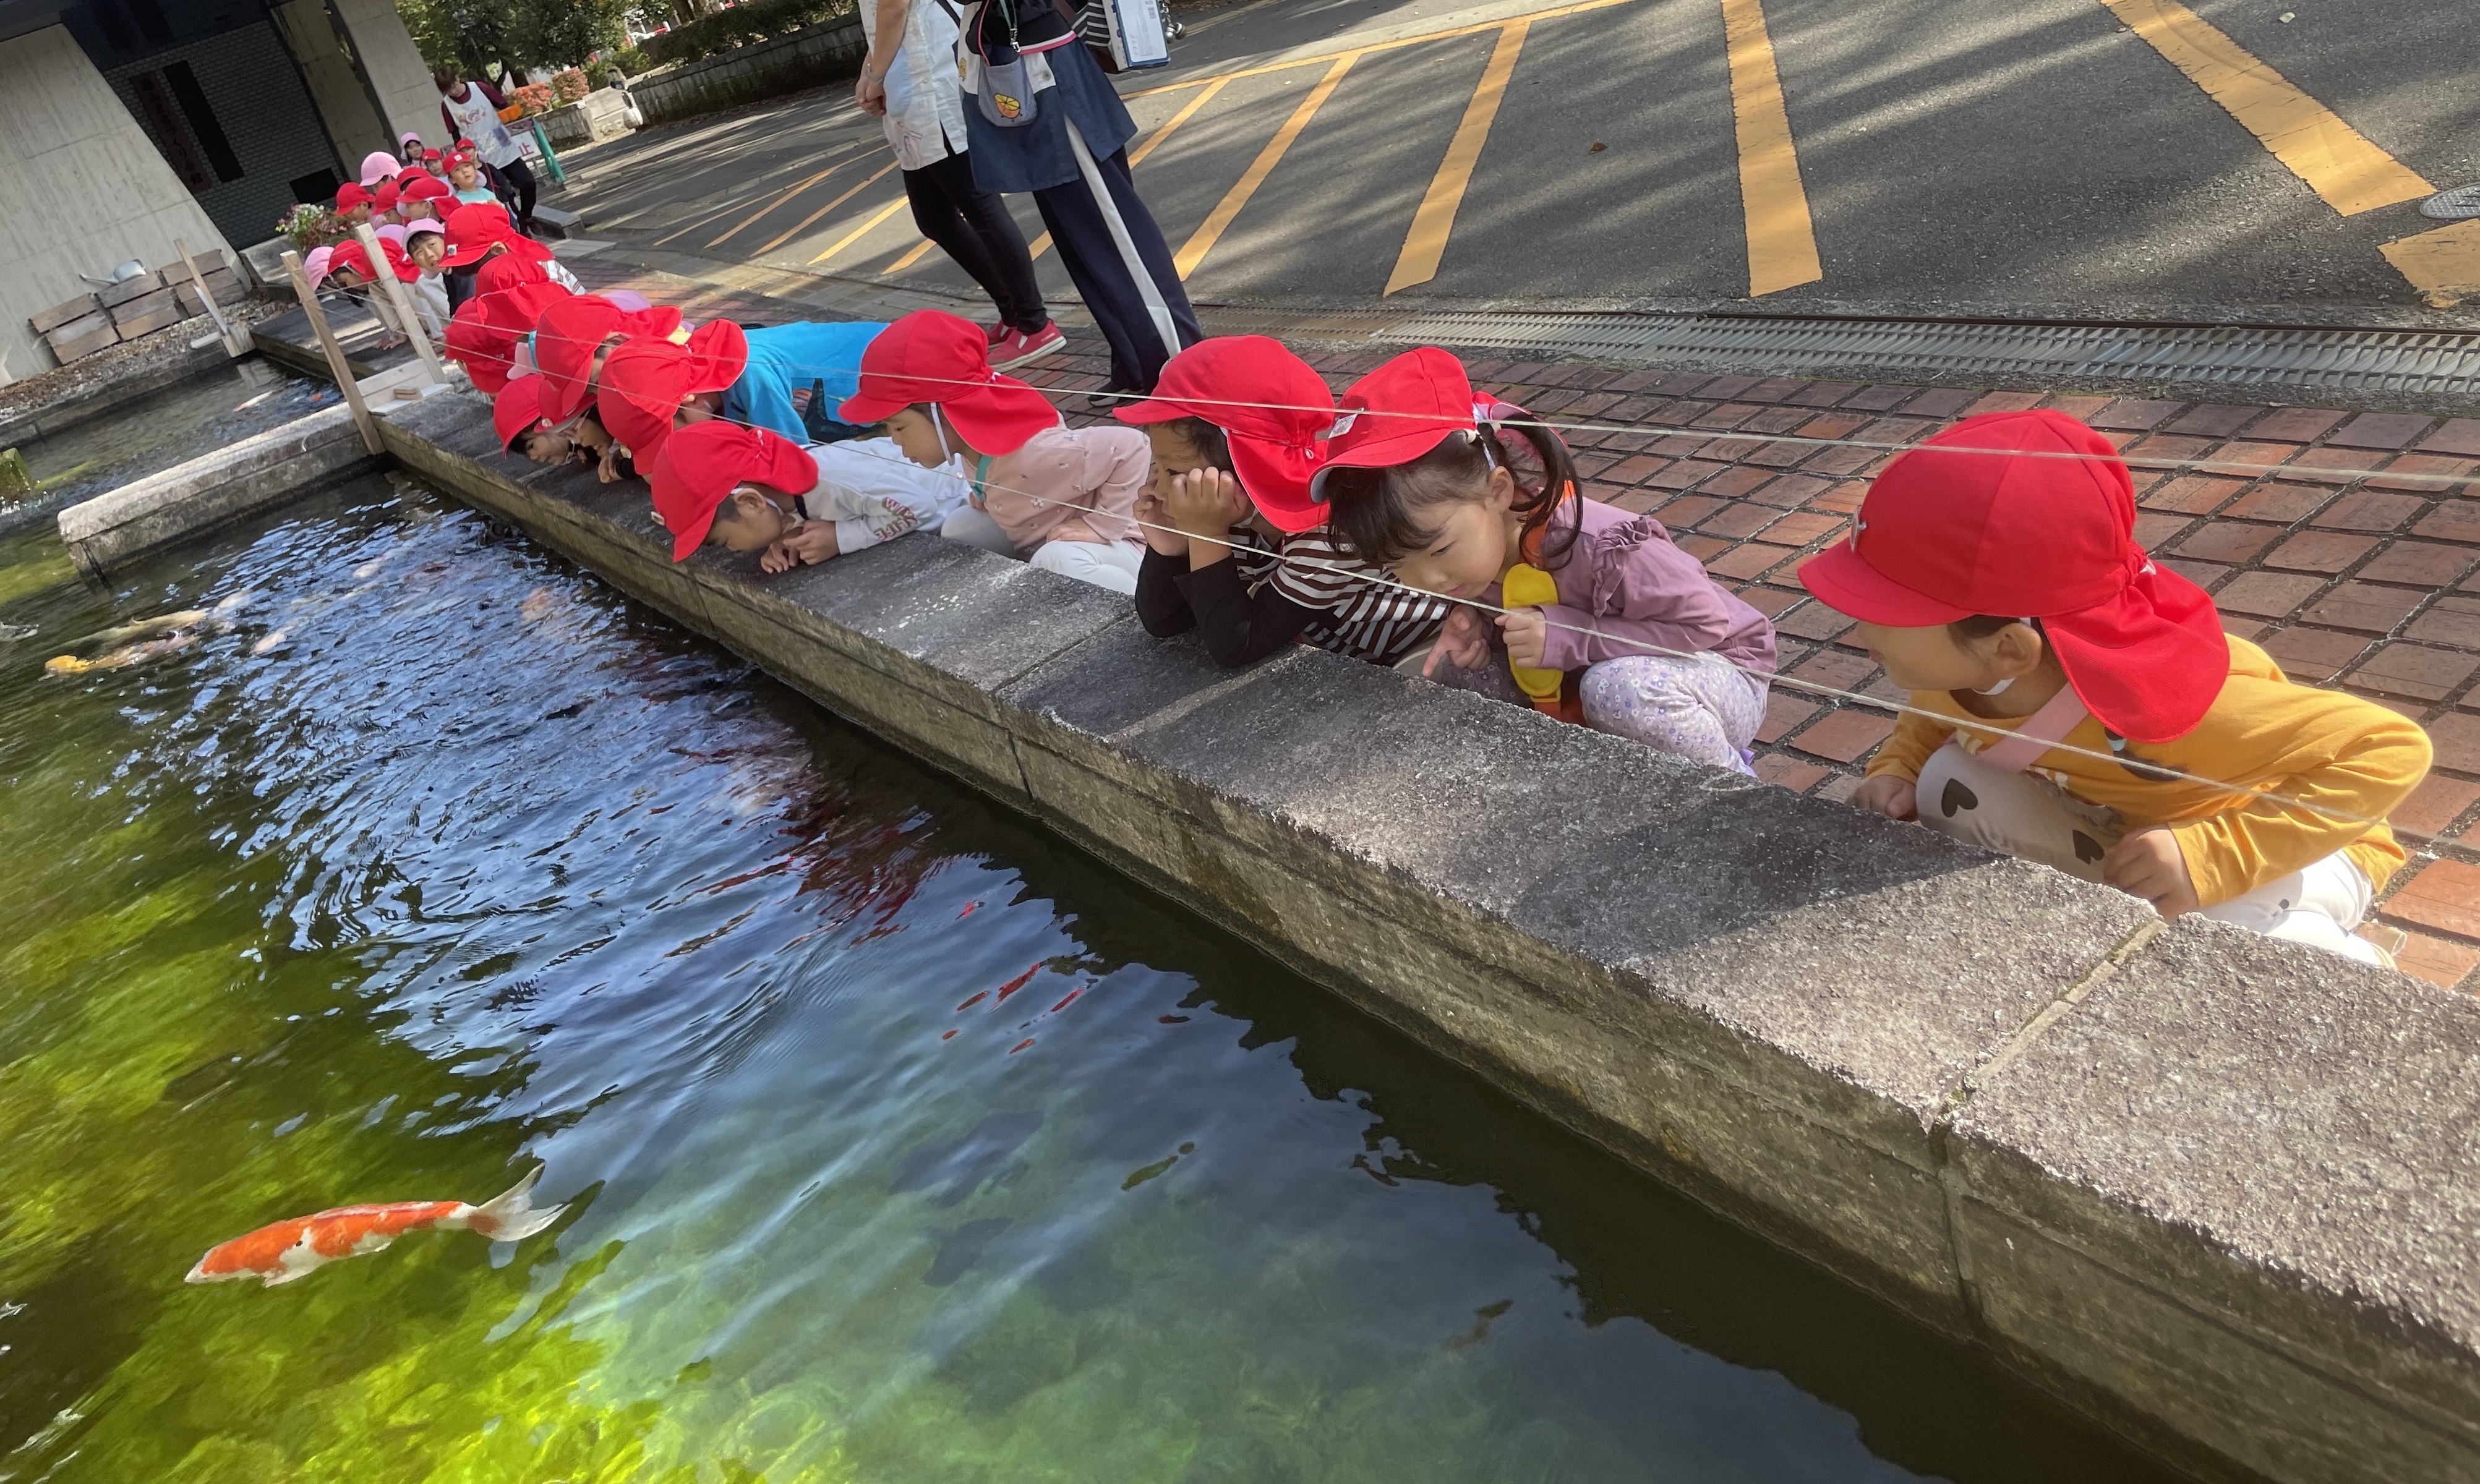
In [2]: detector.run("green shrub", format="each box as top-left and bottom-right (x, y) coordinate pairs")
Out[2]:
(639, 0), (857, 67)
(609, 45), (650, 77)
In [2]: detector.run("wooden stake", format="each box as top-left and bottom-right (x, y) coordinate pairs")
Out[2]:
(281, 249), (382, 456)
(173, 236), (244, 357)
(352, 223), (451, 384)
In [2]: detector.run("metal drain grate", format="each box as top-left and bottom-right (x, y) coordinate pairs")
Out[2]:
(1356, 312), (2480, 396)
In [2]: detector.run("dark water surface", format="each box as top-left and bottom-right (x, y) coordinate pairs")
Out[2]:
(0, 470), (2184, 1482)
(2, 362), (324, 533)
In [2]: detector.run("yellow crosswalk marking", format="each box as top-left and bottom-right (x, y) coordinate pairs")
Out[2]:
(1385, 22), (1529, 296)
(809, 196), (915, 267)
(1131, 76), (1233, 166)
(707, 163), (849, 248)
(1123, 0), (1640, 99)
(2098, 0), (2429, 216)
(1174, 53), (1360, 279)
(755, 162), (898, 256)
(2381, 220), (2480, 309)
(1719, 0), (1820, 296)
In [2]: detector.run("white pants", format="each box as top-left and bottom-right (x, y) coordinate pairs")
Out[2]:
(1914, 740), (2382, 966)
(940, 506), (1141, 595)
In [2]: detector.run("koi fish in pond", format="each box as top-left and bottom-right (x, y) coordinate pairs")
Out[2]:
(185, 1166), (563, 1287)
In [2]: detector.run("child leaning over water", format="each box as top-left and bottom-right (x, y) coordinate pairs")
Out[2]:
(837, 311), (1147, 595)
(1319, 348), (1777, 774)
(1119, 336), (1448, 667)
(648, 421), (969, 572)
(1799, 409), (2430, 964)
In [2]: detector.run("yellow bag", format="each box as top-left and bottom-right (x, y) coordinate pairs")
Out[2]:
(1501, 562), (1563, 710)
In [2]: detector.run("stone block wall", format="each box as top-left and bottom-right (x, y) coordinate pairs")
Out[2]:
(628, 17), (868, 125)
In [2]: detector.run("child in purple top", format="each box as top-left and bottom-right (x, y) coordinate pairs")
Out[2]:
(1317, 348), (1777, 774)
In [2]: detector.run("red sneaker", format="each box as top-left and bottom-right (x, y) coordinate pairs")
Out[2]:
(990, 321), (1064, 370)
(983, 321), (1007, 347)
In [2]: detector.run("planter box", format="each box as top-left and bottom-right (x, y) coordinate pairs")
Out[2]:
(629, 15), (866, 126)
(30, 293), (99, 336)
(541, 87), (639, 147)
(45, 312), (119, 364)
(238, 237), (295, 292)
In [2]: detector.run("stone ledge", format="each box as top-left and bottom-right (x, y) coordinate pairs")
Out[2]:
(346, 385), (2480, 1484)
(54, 401), (375, 576)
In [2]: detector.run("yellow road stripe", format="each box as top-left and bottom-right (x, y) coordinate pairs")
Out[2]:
(1129, 75), (1233, 167)
(1174, 53), (1359, 279)
(2098, 0), (2429, 216)
(756, 161), (899, 255)
(883, 237), (940, 275)
(1122, 0), (1638, 98)
(809, 195), (915, 267)
(1384, 22), (1528, 296)
(1027, 231), (1053, 260)
(1719, 0), (1821, 296)
(2381, 220), (2480, 309)
(652, 197), (764, 247)
(708, 163), (850, 248)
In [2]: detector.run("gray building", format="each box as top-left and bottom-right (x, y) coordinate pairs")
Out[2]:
(0, 0), (440, 383)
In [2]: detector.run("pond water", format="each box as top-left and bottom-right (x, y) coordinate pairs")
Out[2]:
(0, 468), (2185, 1483)
(2, 362), (325, 534)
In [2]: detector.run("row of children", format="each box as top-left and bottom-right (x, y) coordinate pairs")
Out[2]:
(439, 291), (2431, 969)
(306, 145), (580, 345)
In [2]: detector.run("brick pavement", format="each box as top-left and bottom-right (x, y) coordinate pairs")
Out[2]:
(559, 256), (2480, 991)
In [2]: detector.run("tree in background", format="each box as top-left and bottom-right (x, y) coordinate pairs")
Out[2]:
(395, 0), (638, 78)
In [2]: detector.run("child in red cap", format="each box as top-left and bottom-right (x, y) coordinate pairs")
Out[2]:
(1117, 336), (1447, 667)
(1319, 348), (1777, 773)
(333, 182), (375, 228)
(648, 421), (969, 572)
(839, 310), (1147, 594)
(1800, 409), (2430, 963)
(494, 377), (632, 483)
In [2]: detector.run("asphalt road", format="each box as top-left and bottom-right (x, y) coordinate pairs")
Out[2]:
(558, 0), (2480, 325)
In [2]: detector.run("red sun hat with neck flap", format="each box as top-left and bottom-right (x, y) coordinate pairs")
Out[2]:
(1305, 347), (1480, 505)
(1114, 336), (1335, 532)
(1797, 408), (2230, 743)
(534, 294), (686, 420)
(493, 375), (554, 454)
(596, 320), (750, 462)
(649, 421), (819, 562)
(440, 202), (555, 270)
(836, 310), (1058, 456)
(445, 281), (571, 396)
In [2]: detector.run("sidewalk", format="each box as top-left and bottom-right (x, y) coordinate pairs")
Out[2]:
(555, 253), (2480, 990)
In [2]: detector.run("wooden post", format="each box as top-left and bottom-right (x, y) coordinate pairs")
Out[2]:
(281, 249), (383, 456)
(173, 236), (244, 357)
(352, 223), (451, 384)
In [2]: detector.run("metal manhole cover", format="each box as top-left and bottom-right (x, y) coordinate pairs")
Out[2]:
(2421, 184), (2480, 220)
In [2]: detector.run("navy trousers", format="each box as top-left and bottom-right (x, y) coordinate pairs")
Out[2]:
(1031, 130), (1200, 393)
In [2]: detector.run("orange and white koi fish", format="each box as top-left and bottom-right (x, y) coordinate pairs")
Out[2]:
(184, 1166), (563, 1287)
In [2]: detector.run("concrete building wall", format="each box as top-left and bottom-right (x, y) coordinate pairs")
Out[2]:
(329, 0), (446, 153)
(0, 23), (230, 386)
(100, 20), (339, 250)
(268, 0), (389, 169)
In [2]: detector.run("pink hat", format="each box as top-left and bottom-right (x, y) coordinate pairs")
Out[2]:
(302, 245), (336, 289)
(359, 150), (401, 189)
(403, 217), (444, 243)
(375, 223), (408, 250)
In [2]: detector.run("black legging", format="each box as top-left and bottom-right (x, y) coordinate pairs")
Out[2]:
(902, 150), (1046, 335)
(488, 157), (539, 234)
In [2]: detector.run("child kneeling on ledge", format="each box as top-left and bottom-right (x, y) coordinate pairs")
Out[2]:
(650, 420), (968, 573)
(838, 311), (1147, 595)
(1800, 409), (2431, 965)
(1319, 348), (1777, 774)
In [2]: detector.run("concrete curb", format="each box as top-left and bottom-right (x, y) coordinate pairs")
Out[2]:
(369, 386), (2480, 1484)
(54, 401), (375, 578)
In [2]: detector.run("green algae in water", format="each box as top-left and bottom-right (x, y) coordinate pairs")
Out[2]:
(0, 477), (2187, 1483)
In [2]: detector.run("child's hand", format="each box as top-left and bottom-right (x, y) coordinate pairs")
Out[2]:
(1134, 490), (1187, 556)
(597, 443), (627, 484)
(1498, 607), (1548, 670)
(760, 521), (839, 574)
(1165, 467), (1249, 539)
(1422, 606), (1493, 675)
(2102, 828), (2199, 919)
(1849, 774), (1918, 820)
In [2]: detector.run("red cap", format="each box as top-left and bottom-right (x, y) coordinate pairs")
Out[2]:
(1797, 409), (2230, 743)
(476, 252), (550, 296)
(1115, 336), (1335, 532)
(597, 321), (749, 463)
(1306, 348), (1477, 504)
(648, 420), (819, 561)
(533, 294), (685, 420)
(374, 180), (400, 213)
(836, 310), (1057, 455)
(335, 182), (372, 212)
(403, 174), (451, 201)
(323, 239), (413, 285)
(439, 202), (555, 269)
(493, 376), (553, 454)
(447, 281), (571, 395)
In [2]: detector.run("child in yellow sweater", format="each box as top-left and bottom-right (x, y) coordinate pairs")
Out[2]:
(1799, 409), (2430, 966)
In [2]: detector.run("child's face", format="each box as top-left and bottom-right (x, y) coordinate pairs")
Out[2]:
(883, 407), (951, 470)
(570, 417), (612, 453)
(1142, 424), (1210, 501)
(342, 204), (371, 226)
(706, 488), (795, 552)
(450, 163), (481, 190)
(519, 427), (574, 465)
(1854, 620), (2040, 693)
(328, 267), (366, 292)
(1383, 467), (1520, 600)
(408, 234), (445, 271)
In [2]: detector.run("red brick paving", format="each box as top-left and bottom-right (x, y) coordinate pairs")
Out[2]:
(570, 257), (2480, 988)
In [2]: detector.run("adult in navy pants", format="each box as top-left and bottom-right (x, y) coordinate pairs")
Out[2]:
(960, 24), (1198, 398)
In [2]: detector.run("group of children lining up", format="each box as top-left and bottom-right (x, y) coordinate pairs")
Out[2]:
(427, 275), (2432, 970)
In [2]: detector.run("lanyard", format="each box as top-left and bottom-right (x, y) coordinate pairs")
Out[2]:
(971, 454), (993, 509)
